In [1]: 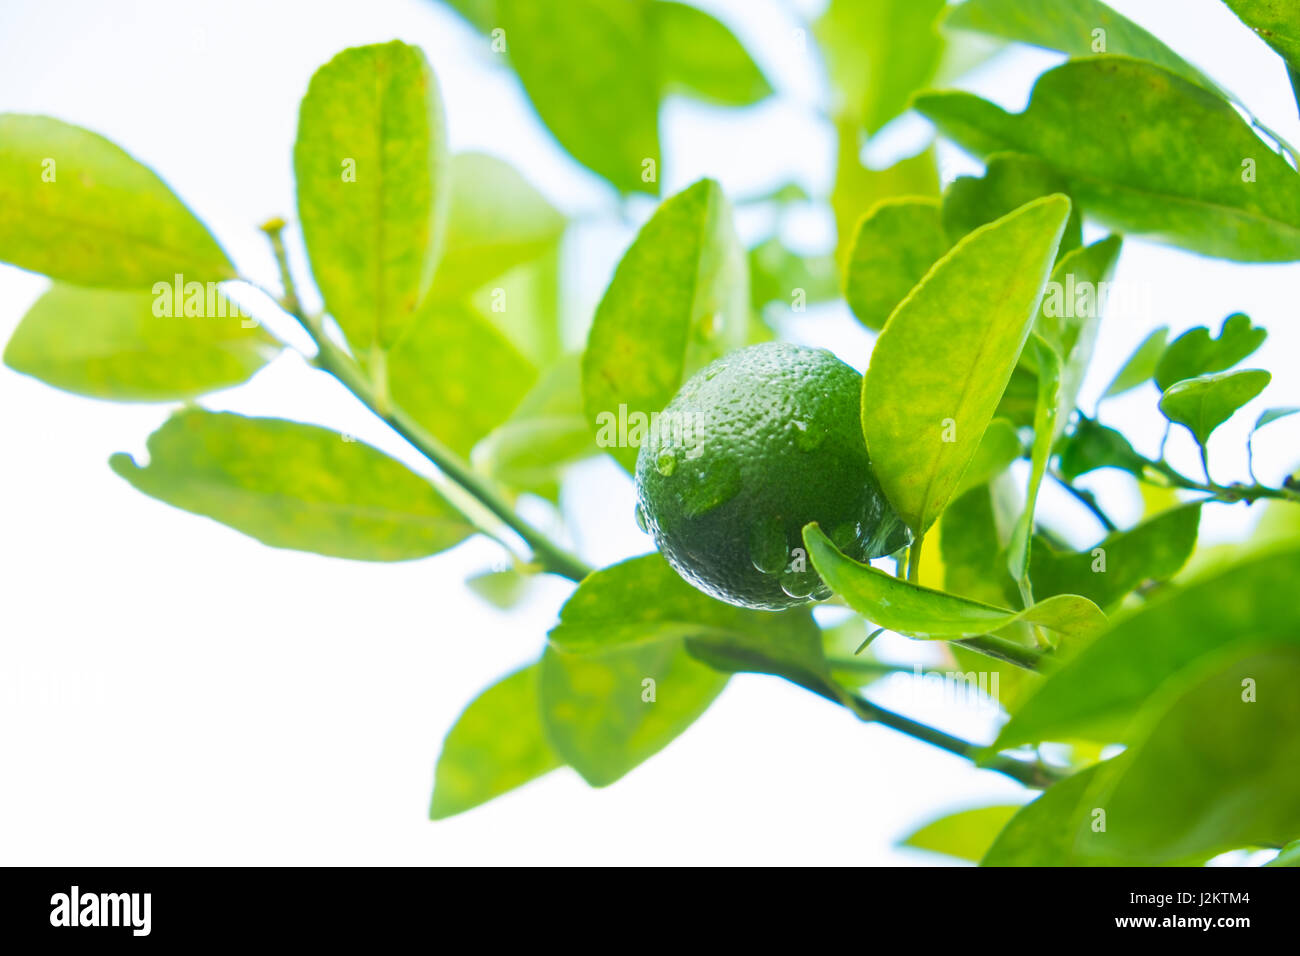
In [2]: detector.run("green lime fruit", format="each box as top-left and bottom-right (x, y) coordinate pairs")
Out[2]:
(634, 342), (909, 610)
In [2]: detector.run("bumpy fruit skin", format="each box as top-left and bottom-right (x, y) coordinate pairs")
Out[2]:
(635, 342), (909, 610)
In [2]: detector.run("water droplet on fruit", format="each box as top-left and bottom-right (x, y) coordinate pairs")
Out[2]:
(655, 450), (677, 476)
(680, 462), (742, 518)
(634, 503), (649, 533)
(791, 419), (826, 452)
(749, 518), (788, 575)
(779, 568), (822, 599)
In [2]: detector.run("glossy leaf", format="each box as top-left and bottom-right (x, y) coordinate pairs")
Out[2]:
(816, 0), (946, 134)
(430, 663), (562, 819)
(3, 283), (275, 401)
(941, 152), (1081, 255)
(388, 300), (537, 457)
(498, 0), (659, 196)
(1102, 326), (1168, 398)
(1029, 504), (1202, 610)
(1153, 313), (1266, 391)
(915, 57), (1300, 261)
(429, 152), (565, 303)
(1056, 417), (1146, 481)
(652, 1), (772, 106)
(549, 554), (819, 661)
(110, 409), (473, 561)
(805, 525), (1106, 641)
(995, 544), (1300, 748)
(582, 179), (747, 472)
(942, 0), (1219, 93)
(1158, 368), (1270, 448)
(902, 804), (1022, 862)
(540, 642), (727, 787)
(861, 195), (1071, 536)
(844, 198), (948, 331)
(0, 114), (233, 287)
(294, 41), (449, 356)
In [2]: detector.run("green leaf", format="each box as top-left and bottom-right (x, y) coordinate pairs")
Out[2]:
(1101, 326), (1168, 398)
(387, 300), (537, 457)
(981, 764), (1107, 866)
(1007, 335), (1061, 581)
(465, 567), (533, 610)
(651, 1), (771, 106)
(1223, 2), (1300, 80)
(749, 238), (838, 313)
(548, 554), (819, 664)
(942, 0), (1221, 94)
(816, 0), (946, 134)
(994, 544), (1300, 749)
(1153, 313), (1267, 391)
(915, 57), (1300, 262)
(940, 484), (1018, 608)
(861, 195), (1071, 536)
(1255, 406), (1300, 431)
(844, 156), (1083, 333)
(940, 152), (1082, 255)
(110, 409), (473, 561)
(430, 662), (562, 819)
(582, 179), (747, 472)
(831, 125), (940, 267)
(804, 524), (1106, 641)
(902, 804), (1022, 863)
(1056, 417), (1146, 481)
(428, 152), (565, 303)
(844, 198), (948, 331)
(0, 114), (233, 287)
(470, 243), (563, 367)
(1091, 643), (1300, 862)
(498, 0), (659, 195)
(1008, 235), (1123, 580)
(294, 41), (449, 356)
(1158, 368), (1271, 448)
(1029, 504), (1202, 611)
(1267, 839), (1300, 866)
(540, 641), (727, 787)
(953, 418), (1023, 499)
(3, 283), (276, 401)
(473, 353), (596, 497)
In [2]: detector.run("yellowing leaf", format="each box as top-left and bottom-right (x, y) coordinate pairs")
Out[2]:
(294, 41), (449, 356)
(0, 114), (233, 287)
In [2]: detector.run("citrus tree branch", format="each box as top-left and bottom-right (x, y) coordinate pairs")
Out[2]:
(257, 221), (593, 584)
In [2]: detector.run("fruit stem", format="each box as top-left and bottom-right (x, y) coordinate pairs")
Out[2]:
(256, 222), (593, 584)
(905, 534), (924, 584)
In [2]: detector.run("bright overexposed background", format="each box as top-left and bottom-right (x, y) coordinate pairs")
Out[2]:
(1, 0), (1297, 865)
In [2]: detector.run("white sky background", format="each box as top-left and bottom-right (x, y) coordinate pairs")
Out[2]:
(0, 0), (1296, 865)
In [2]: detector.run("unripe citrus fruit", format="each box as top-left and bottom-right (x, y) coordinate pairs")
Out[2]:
(635, 342), (909, 610)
